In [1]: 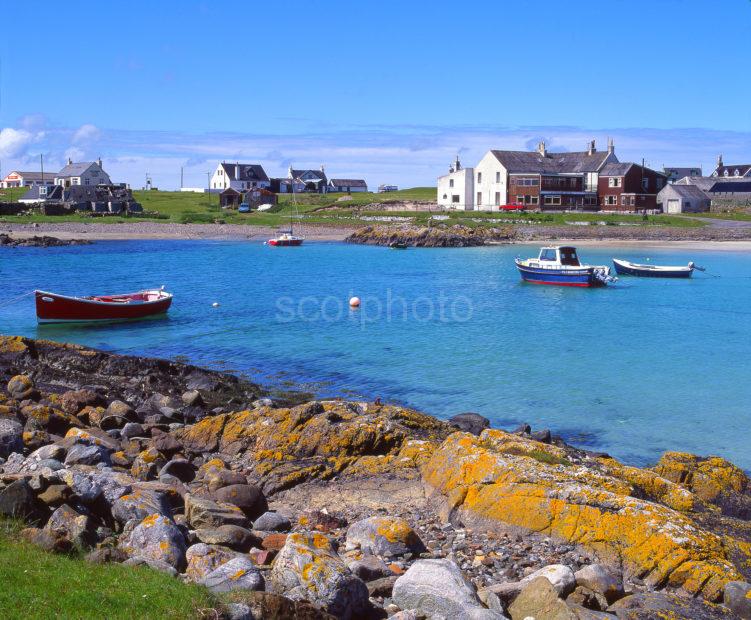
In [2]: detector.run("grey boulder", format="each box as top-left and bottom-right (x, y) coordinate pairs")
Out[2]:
(0, 419), (23, 459)
(200, 556), (264, 593)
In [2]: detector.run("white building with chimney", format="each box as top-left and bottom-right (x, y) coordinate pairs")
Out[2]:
(437, 155), (474, 210)
(54, 158), (111, 187)
(211, 162), (271, 191)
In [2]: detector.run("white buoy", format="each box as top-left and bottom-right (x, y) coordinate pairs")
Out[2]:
(349, 296), (361, 308)
(212, 302), (220, 308)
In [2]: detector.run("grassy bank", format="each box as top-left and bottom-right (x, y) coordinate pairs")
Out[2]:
(0, 519), (216, 619)
(0, 187), (706, 229)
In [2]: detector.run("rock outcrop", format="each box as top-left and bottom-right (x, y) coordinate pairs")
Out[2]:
(346, 223), (516, 247)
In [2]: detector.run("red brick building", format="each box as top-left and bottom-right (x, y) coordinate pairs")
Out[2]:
(598, 163), (667, 212)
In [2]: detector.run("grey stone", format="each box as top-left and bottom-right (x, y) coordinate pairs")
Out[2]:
(392, 558), (507, 620)
(44, 504), (95, 547)
(123, 556), (178, 576)
(159, 459), (195, 482)
(253, 511), (290, 532)
(224, 603), (252, 620)
(121, 422), (144, 440)
(215, 484), (267, 520)
(508, 577), (572, 620)
(185, 542), (240, 580)
(199, 556), (264, 593)
(724, 581), (751, 619)
(348, 555), (393, 581)
(184, 493), (247, 529)
(574, 564), (624, 604)
(119, 514), (186, 571)
(270, 532), (368, 620)
(0, 419), (23, 459)
(195, 525), (258, 551)
(112, 488), (172, 524)
(345, 516), (425, 557)
(64, 444), (111, 466)
(448, 412), (490, 436)
(58, 470), (103, 504)
(0, 479), (46, 523)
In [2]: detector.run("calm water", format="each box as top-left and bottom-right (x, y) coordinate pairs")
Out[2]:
(2, 240), (750, 468)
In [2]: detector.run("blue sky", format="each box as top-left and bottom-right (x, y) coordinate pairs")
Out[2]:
(1, 0), (750, 188)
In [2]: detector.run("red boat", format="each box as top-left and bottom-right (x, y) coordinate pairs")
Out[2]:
(267, 232), (304, 247)
(35, 288), (172, 323)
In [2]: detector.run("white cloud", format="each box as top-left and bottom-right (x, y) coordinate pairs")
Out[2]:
(0, 128), (35, 158)
(63, 147), (86, 163)
(72, 124), (101, 144)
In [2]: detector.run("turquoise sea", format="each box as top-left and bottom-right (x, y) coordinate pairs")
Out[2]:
(2, 240), (750, 468)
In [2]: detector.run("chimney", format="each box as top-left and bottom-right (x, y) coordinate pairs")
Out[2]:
(235, 162), (241, 180)
(538, 141), (547, 157)
(717, 154), (723, 167)
(607, 138), (615, 154)
(588, 140), (596, 156)
(454, 154), (461, 171)
(67, 157), (73, 165)
(288, 165), (293, 179)
(320, 164), (325, 174)
(97, 157), (102, 169)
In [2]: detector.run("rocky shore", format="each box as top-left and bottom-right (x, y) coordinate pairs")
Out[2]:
(346, 224), (517, 247)
(1, 335), (751, 619)
(0, 233), (90, 247)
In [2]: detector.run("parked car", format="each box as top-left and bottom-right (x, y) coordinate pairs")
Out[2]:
(499, 203), (526, 211)
(238, 203), (250, 213)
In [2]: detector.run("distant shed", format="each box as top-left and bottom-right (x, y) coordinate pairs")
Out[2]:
(658, 184), (710, 213)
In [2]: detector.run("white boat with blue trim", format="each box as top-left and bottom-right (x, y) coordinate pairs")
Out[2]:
(515, 246), (616, 287)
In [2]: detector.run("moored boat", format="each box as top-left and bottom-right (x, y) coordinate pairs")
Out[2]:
(35, 288), (172, 323)
(515, 246), (616, 287)
(268, 231), (304, 246)
(612, 258), (698, 278)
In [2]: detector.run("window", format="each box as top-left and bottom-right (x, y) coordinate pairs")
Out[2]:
(621, 195), (628, 205)
(642, 178), (649, 191)
(608, 177), (622, 188)
(724, 170), (729, 177)
(605, 195), (617, 206)
(449, 179), (454, 188)
(735, 169), (741, 177)
(570, 178), (577, 187)
(540, 249), (557, 261)
(494, 192), (500, 205)
(442, 194), (447, 199)
(476, 192), (482, 205)
(531, 196), (539, 205)
(543, 195), (561, 205)
(477, 172), (482, 183)
(685, 201), (692, 210)
(516, 195), (524, 203)
(84, 178), (90, 186)
(656, 179), (664, 190)
(452, 195), (460, 203)
(495, 171), (500, 183)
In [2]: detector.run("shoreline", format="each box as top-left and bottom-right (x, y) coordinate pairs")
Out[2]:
(3, 221), (751, 250)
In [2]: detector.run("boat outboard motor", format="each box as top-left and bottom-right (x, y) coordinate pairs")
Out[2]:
(594, 268), (618, 284)
(688, 261), (706, 272)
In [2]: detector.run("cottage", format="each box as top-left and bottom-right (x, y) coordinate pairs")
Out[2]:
(1, 171), (56, 189)
(711, 155), (751, 179)
(18, 185), (63, 204)
(664, 167), (702, 184)
(54, 158), (112, 187)
(328, 178), (368, 193)
(598, 163), (667, 212)
(288, 166), (328, 193)
(469, 140), (616, 211)
(243, 187), (277, 208)
(211, 162), (271, 192)
(437, 156), (474, 210)
(658, 184), (711, 213)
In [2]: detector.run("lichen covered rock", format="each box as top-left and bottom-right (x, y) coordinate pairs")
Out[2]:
(118, 514), (186, 571)
(269, 532), (368, 620)
(422, 430), (742, 601)
(345, 515), (425, 557)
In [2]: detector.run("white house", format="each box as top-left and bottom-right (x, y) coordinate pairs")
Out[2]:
(1, 171), (56, 189)
(328, 178), (368, 193)
(55, 158), (112, 187)
(437, 156), (474, 210)
(658, 184), (711, 213)
(211, 162), (270, 191)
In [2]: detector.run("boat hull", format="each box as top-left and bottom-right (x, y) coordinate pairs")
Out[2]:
(268, 239), (303, 246)
(35, 290), (172, 323)
(515, 263), (604, 287)
(612, 260), (692, 278)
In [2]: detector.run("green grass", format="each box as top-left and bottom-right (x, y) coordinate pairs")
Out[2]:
(0, 519), (217, 619)
(689, 212), (751, 221)
(0, 187), (706, 229)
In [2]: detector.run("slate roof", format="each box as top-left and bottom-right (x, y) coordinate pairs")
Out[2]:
(600, 163), (634, 176)
(713, 164), (751, 178)
(330, 179), (367, 187)
(20, 185), (62, 201)
(491, 150), (613, 174)
(291, 169), (327, 183)
(660, 184), (708, 200)
(4, 171), (53, 182)
(56, 162), (96, 177)
(676, 176), (746, 191)
(220, 163), (270, 183)
(708, 181), (751, 194)
(665, 167), (701, 178)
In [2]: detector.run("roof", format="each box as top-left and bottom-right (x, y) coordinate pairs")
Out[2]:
(19, 185), (62, 201)
(713, 164), (751, 178)
(329, 179), (367, 187)
(3, 171), (53, 181)
(664, 167), (701, 176)
(290, 169), (327, 182)
(600, 163), (634, 176)
(491, 149), (614, 174)
(708, 181), (751, 194)
(660, 184), (708, 200)
(220, 163), (270, 183)
(56, 162), (96, 177)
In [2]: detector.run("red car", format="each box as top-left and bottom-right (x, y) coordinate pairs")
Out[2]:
(498, 204), (526, 211)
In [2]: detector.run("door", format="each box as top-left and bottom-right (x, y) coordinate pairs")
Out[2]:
(666, 199), (680, 214)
